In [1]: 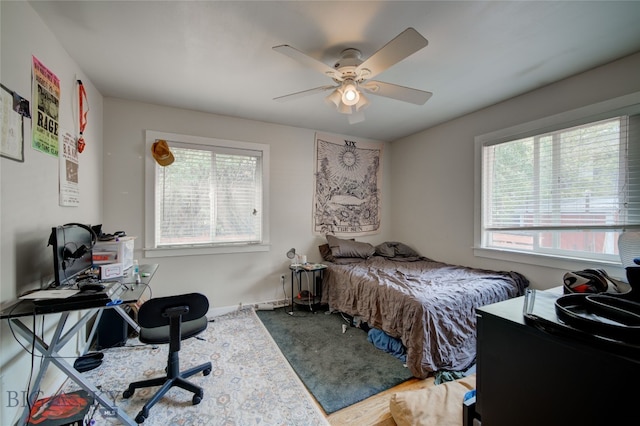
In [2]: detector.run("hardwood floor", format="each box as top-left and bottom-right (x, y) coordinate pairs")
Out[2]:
(321, 376), (437, 425)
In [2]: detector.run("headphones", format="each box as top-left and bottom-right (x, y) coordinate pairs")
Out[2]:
(61, 223), (98, 266)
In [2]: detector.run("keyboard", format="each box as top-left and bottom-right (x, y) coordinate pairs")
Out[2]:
(32, 281), (124, 309)
(33, 291), (109, 306)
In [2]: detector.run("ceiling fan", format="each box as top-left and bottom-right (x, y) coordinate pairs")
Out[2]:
(273, 27), (432, 124)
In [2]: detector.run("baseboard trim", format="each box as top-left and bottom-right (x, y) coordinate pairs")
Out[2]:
(208, 298), (290, 317)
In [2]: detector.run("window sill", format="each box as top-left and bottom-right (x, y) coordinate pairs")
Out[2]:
(473, 247), (626, 278)
(144, 243), (270, 258)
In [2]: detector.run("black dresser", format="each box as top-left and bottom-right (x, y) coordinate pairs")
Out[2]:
(475, 288), (640, 426)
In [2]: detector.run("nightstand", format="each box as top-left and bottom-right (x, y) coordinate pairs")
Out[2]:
(288, 264), (327, 315)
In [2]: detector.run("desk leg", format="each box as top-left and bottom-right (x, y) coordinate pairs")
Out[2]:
(82, 309), (105, 354)
(46, 356), (136, 425)
(11, 312), (137, 426)
(83, 305), (140, 354)
(13, 314), (69, 426)
(114, 305), (140, 333)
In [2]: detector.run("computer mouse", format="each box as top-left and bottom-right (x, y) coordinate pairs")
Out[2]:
(79, 283), (106, 292)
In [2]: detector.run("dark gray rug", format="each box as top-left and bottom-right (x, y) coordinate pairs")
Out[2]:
(256, 307), (413, 414)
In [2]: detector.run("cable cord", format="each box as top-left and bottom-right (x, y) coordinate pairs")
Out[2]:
(282, 274), (287, 308)
(294, 270), (300, 302)
(304, 270), (312, 309)
(7, 302), (35, 354)
(26, 311), (43, 424)
(141, 282), (153, 300)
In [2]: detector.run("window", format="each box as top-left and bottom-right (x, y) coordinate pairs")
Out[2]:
(475, 93), (640, 266)
(145, 131), (269, 257)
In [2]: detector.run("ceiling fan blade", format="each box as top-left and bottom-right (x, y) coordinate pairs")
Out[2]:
(273, 45), (339, 78)
(273, 85), (337, 102)
(361, 81), (432, 105)
(356, 28), (428, 80)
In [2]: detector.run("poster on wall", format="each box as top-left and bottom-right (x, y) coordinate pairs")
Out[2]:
(313, 132), (383, 236)
(59, 129), (79, 206)
(32, 56), (60, 157)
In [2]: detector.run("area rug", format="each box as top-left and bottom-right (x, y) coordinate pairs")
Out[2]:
(256, 307), (414, 414)
(61, 308), (328, 425)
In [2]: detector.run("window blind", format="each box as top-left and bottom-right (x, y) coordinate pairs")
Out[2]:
(156, 144), (262, 246)
(482, 115), (640, 232)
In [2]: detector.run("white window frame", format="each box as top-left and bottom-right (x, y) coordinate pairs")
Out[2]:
(474, 92), (640, 271)
(144, 130), (270, 257)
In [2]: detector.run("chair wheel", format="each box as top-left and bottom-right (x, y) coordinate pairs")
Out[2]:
(123, 389), (134, 399)
(136, 407), (149, 424)
(203, 368), (211, 376)
(192, 394), (202, 405)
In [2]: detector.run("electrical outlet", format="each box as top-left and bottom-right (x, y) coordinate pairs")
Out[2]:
(280, 274), (285, 285)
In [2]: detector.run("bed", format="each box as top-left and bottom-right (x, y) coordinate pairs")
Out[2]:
(319, 236), (528, 379)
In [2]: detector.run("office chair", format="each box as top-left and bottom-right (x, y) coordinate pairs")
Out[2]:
(122, 293), (212, 424)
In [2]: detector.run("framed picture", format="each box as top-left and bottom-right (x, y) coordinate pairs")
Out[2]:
(0, 83), (26, 162)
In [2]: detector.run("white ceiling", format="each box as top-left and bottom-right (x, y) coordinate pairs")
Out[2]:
(29, 1), (640, 142)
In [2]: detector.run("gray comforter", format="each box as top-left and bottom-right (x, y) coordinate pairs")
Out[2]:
(320, 256), (528, 378)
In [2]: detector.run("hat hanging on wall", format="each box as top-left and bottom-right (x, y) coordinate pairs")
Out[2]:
(151, 139), (175, 166)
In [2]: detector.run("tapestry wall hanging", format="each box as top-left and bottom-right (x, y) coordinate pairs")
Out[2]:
(313, 132), (383, 236)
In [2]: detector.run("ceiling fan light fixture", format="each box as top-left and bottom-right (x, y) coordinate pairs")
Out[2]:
(341, 81), (360, 106)
(325, 88), (355, 114)
(326, 89), (342, 109)
(355, 93), (369, 111)
(338, 102), (353, 115)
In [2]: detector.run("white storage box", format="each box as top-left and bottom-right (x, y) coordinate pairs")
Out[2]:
(93, 236), (135, 270)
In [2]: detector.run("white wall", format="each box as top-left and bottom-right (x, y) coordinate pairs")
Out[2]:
(102, 98), (392, 307)
(0, 2), (104, 423)
(390, 52), (640, 290)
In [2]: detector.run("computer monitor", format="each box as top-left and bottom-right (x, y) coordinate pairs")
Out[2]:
(49, 223), (96, 287)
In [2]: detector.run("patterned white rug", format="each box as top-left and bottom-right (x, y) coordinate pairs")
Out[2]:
(62, 307), (328, 425)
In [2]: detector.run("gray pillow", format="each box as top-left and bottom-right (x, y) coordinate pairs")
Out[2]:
(375, 241), (421, 258)
(326, 235), (375, 259)
(375, 242), (396, 257)
(318, 244), (336, 262)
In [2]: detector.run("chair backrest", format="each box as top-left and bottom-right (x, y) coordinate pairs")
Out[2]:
(137, 293), (209, 329)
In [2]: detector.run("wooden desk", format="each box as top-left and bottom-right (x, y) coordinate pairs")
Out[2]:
(0, 264), (158, 426)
